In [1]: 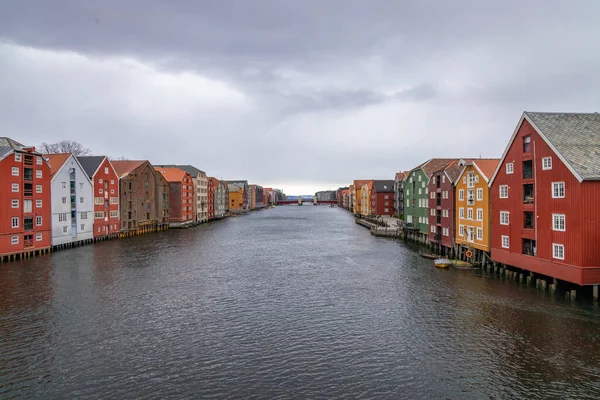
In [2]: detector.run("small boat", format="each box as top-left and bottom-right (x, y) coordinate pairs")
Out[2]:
(419, 250), (438, 260)
(434, 258), (452, 268)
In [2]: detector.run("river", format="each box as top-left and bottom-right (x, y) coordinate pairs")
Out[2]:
(1, 206), (600, 399)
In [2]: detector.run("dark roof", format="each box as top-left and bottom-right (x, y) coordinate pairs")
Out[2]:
(525, 112), (600, 180)
(373, 180), (395, 192)
(0, 137), (26, 159)
(418, 158), (460, 178)
(76, 156), (106, 178)
(227, 180), (248, 186)
(156, 164), (205, 176)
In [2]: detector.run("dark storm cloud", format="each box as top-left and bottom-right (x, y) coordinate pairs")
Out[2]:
(1, 0), (600, 193)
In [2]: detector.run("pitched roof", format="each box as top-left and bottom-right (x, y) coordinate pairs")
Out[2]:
(442, 161), (463, 183)
(76, 156), (106, 178)
(395, 171), (405, 181)
(525, 112), (600, 180)
(227, 180), (248, 186)
(228, 183), (243, 192)
(0, 137), (26, 159)
(373, 180), (394, 192)
(154, 167), (188, 182)
(44, 153), (72, 178)
(111, 160), (147, 178)
(415, 158), (460, 178)
(472, 159), (500, 181)
(156, 164), (205, 177)
(353, 179), (372, 188)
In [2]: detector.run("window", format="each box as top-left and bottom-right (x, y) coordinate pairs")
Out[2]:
(36, 170), (42, 178)
(467, 208), (473, 220)
(422, 182), (425, 188)
(36, 233), (42, 241)
(523, 135), (531, 152)
(11, 199), (19, 208)
(463, 177), (466, 184)
(99, 189), (103, 194)
(12, 183), (19, 192)
(458, 190), (464, 201)
(500, 211), (509, 225)
(418, 188), (422, 195)
(99, 179), (103, 184)
(477, 228), (483, 240)
(36, 199), (42, 208)
(36, 184), (42, 193)
(81, 224), (85, 231)
(442, 176), (445, 184)
(552, 182), (565, 198)
(502, 236), (510, 249)
(418, 175), (421, 181)
(62, 197), (67, 204)
(110, 197), (118, 204)
(104, 167), (109, 174)
(459, 208), (464, 218)
(467, 189), (475, 205)
(384, 208), (389, 213)
(553, 214), (566, 231)
(12, 167), (19, 176)
(62, 182), (67, 189)
(506, 163), (514, 174)
(81, 212), (88, 220)
(384, 195), (389, 200)
(553, 244), (564, 260)
(59, 213), (68, 222)
(95, 197), (103, 205)
(15, 153), (22, 162)
(79, 182), (84, 189)
(95, 211), (104, 219)
(80, 197), (84, 203)
(110, 180), (114, 184)
(524, 212), (534, 229)
(11, 235), (19, 245)
(110, 210), (118, 218)
(499, 185), (508, 198)
(542, 157), (552, 170)
(11, 217), (19, 228)
(477, 208), (483, 221)
(406, 190), (409, 196)
(63, 226), (68, 233)
(110, 189), (114, 194)
(467, 172), (475, 188)
(36, 156), (42, 165)
(476, 188), (483, 201)
(36, 216), (42, 226)
(459, 225), (464, 236)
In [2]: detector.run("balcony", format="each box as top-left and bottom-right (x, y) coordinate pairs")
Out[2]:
(24, 168), (33, 181)
(523, 160), (533, 179)
(24, 155), (34, 166)
(436, 216), (441, 224)
(524, 211), (534, 229)
(24, 217), (34, 231)
(467, 197), (475, 206)
(523, 184), (534, 204)
(24, 183), (33, 197)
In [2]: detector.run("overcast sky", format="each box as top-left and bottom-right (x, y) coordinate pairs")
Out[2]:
(1, 1), (600, 194)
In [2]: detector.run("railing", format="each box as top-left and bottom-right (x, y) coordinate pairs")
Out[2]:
(523, 195), (534, 204)
(523, 169), (533, 179)
(467, 197), (474, 206)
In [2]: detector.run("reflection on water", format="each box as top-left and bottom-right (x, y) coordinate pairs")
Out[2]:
(1, 206), (599, 399)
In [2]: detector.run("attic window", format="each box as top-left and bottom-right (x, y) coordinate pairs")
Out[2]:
(523, 136), (531, 153)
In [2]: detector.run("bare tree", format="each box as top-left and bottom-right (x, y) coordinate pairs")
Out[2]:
(38, 140), (91, 156)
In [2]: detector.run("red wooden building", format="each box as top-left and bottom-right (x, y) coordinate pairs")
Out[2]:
(0, 138), (52, 260)
(154, 167), (195, 227)
(489, 112), (600, 287)
(370, 180), (395, 215)
(77, 156), (120, 239)
(427, 161), (461, 253)
(207, 177), (215, 221)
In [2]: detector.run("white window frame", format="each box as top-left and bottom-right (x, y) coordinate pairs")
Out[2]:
(500, 211), (509, 225)
(542, 157), (552, 170)
(104, 167), (109, 174)
(552, 182), (565, 198)
(506, 163), (514, 174)
(458, 190), (464, 201)
(11, 217), (19, 228)
(14, 153), (22, 162)
(12, 167), (19, 176)
(467, 172), (475, 188)
(553, 243), (565, 260)
(62, 197), (67, 204)
(11, 235), (19, 245)
(36, 199), (42, 208)
(501, 236), (509, 249)
(467, 208), (473, 220)
(476, 188), (483, 201)
(477, 228), (483, 240)
(36, 216), (42, 226)
(552, 214), (566, 231)
(477, 208), (483, 221)
(36, 156), (42, 165)
(36, 233), (42, 241)
(459, 207), (464, 218)
(499, 185), (508, 198)
(36, 170), (42, 178)
(36, 184), (42, 193)
(11, 199), (19, 208)
(459, 225), (464, 236)
(12, 183), (19, 192)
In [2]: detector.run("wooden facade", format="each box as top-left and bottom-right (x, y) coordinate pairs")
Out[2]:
(154, 167), (194, 227)
(427, 162), (461, 251)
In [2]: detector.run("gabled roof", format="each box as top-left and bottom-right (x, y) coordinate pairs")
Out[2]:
(157, 164), (206, 177)
(111, 160), (147, 178)
(443, 161), (463, 183)
(0, 137), (42, 160)
(45, 153), (71, 178)
(412, 158), (460, 178)
(455, 158), (500, 184)
(227, 180), (248, 186)
(228, 183), (243, 192)
(353, 179), (372, 188)
(394, 171), (405, 181)
(373, 180), (394, 192)
(77, 156), (107, 179)
(154, 167), (188, 182)
(490, 112), (600, 184)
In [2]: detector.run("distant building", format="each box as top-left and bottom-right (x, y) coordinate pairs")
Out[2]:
(228, 180), (249, 213)
(352, 180), (371, 215)
(393, 172), (408, 219)
(46, 153), (94, 247)
(154, 167), (195, 227)
(77, 156), (120, 239)
(0, 138), (52, 258)
(215, 179), (227, 218)
(156, 165), (208, 223)
(249, 184), (264, 209)
(315, 190), (337, 202)
(112, 160), (170, 235)
(371, 180), (395, 215)
(360, 182), (373, 216)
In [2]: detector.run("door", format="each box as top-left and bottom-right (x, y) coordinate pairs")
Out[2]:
(23, 199), (32, 213)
